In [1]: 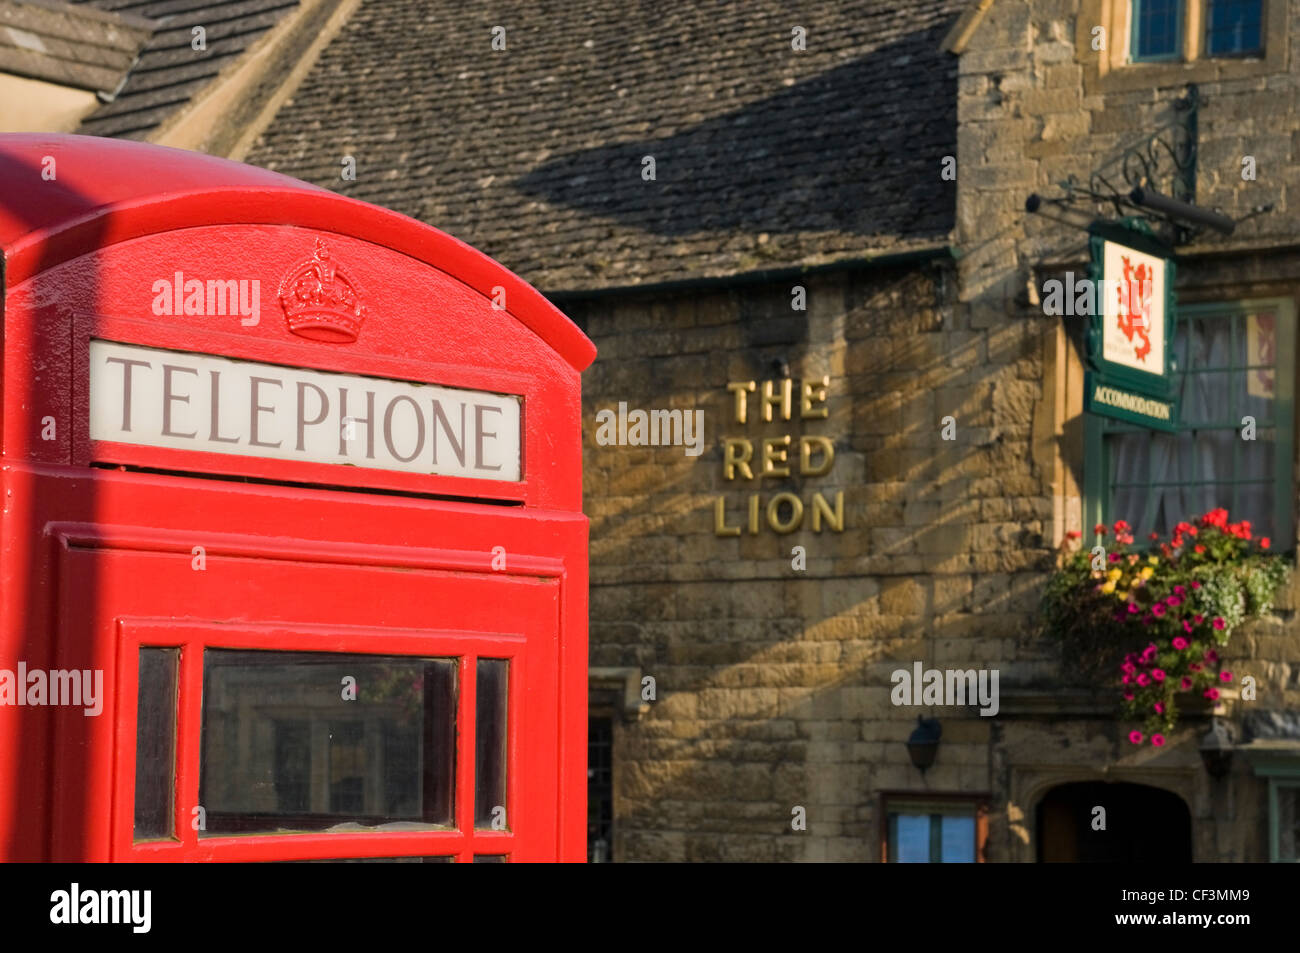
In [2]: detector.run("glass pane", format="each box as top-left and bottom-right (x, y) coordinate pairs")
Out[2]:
(474, 659), (509, 829)
(134, 647), (179, 841)
(1134, 0), (1180, 58)
(1206, 0), (1263, 55)
(893, 814), (930, 863)
(473, 854), (508, 863)
(588, 717), (613, 862)
(200, 650), (456, 835)
(296, 856), (455, 863)
(1181, 373), (1232, 425)
(940, 815), (977, 863)
(1280, 787), (1298, 862)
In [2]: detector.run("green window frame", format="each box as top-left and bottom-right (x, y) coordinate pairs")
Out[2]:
(1085, 298), (1296, 547)
(1131, 0), (1184, 62)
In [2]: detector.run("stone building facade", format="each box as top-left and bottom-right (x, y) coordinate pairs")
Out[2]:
(12, 0), (1299, 861)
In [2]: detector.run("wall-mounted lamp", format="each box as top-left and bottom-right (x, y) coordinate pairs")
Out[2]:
(906, 716), (942, 773)
(1199, 718), (1235, 778)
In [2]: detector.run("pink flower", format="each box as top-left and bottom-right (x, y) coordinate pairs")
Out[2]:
(1194, 614), (1204, 624)
(1136, 674), (1151, 686)
(1129, 730), (1144, 744)
(1151, 734), (1166, 747)
(1180, 677), (1192, 690)
(1205, 649), (1219, 663)
(1189, 662), (1202, 672)
(1109, 552), (1121, 563)
(1127, 602), (1140, 614)
(1154, 702), (1165, 714)
(1122, 675), (1132, 684)
(1172, 637), (1188, 650)
(1122, 662), (1137, 674)
(1151, 669), (1166, 682)
(1182, 620), (1193, 634)
(1220, 671), (1233, 682)
(1173, 585), (1186, 596)
(1191, 580), (1202, 589)
(1151, 603), (1167, 618)
(1123, 693), (1134, 701)
(1166, 595), (1183, 608)
(1212, 617), (1225, 630)
(1204, 688), (1220, 700)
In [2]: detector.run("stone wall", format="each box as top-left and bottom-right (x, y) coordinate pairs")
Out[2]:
(567, 257), (1064, 861)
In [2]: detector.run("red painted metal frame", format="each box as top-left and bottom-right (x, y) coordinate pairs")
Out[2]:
(0, 134), (593, 863)
(111, 619), (525, 863)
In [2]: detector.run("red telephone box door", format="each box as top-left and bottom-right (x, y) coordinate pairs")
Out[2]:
(42, 478), (576, 863)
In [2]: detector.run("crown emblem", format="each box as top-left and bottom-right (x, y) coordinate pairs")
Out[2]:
(278, 239), (366, 342)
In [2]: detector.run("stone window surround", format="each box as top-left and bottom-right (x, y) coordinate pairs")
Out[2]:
(1077, 0), (1287, 94)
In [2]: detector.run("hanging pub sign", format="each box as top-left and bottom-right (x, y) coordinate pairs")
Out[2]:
(1082, 220), (1179, 432)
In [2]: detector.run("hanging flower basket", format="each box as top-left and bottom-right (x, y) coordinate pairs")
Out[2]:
(1040, 509), (1287, 743)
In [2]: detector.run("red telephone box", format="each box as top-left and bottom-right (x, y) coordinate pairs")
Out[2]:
(0, 134), (594, 862)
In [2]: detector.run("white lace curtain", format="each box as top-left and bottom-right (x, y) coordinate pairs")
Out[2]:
(1107, 311), (1277, 539)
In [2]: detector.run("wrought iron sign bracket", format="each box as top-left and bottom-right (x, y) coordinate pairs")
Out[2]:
(1025, 84), (1274, 246)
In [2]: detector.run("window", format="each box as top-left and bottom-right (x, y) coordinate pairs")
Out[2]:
(1132, 0), (1183, 60)
(199, 651), (458, 834)
(1086, 299), (1295, 546)
(588, 716), (614, 862)
(1084, 0), (1283, 93)
(881, 795), (988, 863)
(1205, 0), (1263, 56)
(1273, 780), (1300, 862)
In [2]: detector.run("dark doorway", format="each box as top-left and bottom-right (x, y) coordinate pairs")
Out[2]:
(1036, 782), (1192, 862)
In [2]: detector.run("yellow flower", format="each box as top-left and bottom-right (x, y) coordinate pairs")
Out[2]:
(1107, 568), (1123, 581)
(1117, 591), (1131, 601)
(1147, 555), (1159, 565)
(1140, 566), (1154, 580)
(1101, 581), (1116, 594)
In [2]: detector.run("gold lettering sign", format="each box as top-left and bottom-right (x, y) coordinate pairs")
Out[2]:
(712, 376), (844, 536)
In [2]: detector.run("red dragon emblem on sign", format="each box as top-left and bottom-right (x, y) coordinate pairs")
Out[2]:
(1114, 255), (1153, 362)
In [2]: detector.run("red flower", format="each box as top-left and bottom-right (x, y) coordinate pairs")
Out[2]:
(1195, 544), (1206, 554)
(1149, 532), (1160, 540)
(1067, 530), (1082, 540)
(1261, 537), (1271, 549)
(1114, 520), (1131, 533)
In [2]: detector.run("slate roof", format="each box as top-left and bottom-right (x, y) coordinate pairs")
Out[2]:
(0, 0), (151, 94)
(247, 0), (964, 294)
(71, 0), (298, 139)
